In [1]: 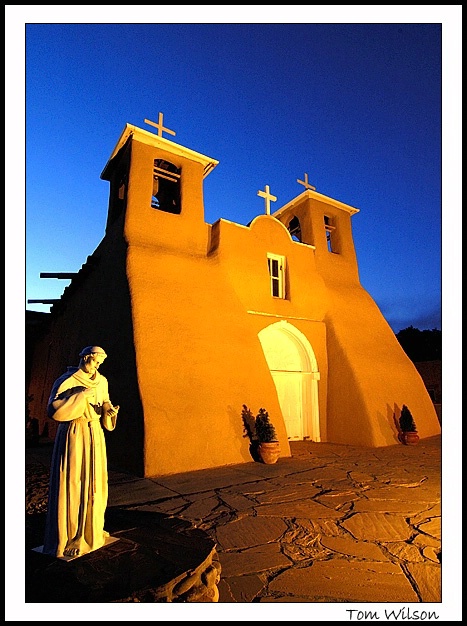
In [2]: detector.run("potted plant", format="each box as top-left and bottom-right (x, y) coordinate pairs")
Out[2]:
(241, 405), (281, 464)
(398, 404), (419, 445)
(255, 408), (280, 464)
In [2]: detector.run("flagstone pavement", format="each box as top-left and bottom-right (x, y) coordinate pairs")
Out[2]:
(25, 435), (441, 604)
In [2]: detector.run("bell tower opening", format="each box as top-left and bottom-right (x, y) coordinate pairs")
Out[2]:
(151, 159), (181, 214)
(287, 215), (302, 242)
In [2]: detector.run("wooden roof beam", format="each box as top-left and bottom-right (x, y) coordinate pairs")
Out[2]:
(39, 273), (78, 279)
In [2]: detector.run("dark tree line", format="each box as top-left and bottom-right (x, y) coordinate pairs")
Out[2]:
(396, 326), (441, 362)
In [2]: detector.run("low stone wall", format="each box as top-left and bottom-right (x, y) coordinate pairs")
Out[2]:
(26, 506), (222, 603)
(126, 547), (221, 603)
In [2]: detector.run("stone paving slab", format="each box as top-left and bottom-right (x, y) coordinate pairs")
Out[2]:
(422, 545), (441, 563)
(220, 543), (292, 577)
(360, 485), (432, 500)
(352, 499), (431, 514)
(132, 499), (189, 515)
(412, 533), (441, 550)
(252, 483), (321, 504)
(416, 517), (441, 539)
(219, 573), (266, 602)
(315, 493), (360, 508)
(341, 511), (413, 541)
(177, 495), (224, 520)
(108, 479), (179, 506)
(267, 560), (420, 603)
(229, 461), (299, 478)
(406, 562), (442, 603)
(255, 500), (345, 519)
(293, 518), (342, 537)
(153, 466), (267, 494)
(320, 535), (389, 560)
(216, 516), (288, 550)
(280, 466), (350, 483)
(364, 484), (441, 500)
(216, 491), (258, 511)
(384, 541), (425, 562)
(234, 480), (291, 495)
(411, 502), (441, 521)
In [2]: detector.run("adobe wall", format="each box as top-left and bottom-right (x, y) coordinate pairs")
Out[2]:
(324, 284), (441, 445)
(27, 217), (145, 476)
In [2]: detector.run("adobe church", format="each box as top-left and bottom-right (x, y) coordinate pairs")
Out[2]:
(27, 117), (441, 477)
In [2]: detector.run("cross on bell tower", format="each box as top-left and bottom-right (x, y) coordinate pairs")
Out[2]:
(297, 172), (316, 191)
(144, 112), (176, 138)
(257, 184), (277, 215)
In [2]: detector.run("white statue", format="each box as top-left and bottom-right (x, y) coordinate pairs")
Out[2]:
(42, 346), (119, 558)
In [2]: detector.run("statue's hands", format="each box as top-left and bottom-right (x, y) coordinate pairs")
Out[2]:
(103, 402), (119, 417)
(57, 386), (87, 401)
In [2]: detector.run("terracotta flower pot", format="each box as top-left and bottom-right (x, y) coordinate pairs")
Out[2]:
(400, 431), (419, 445)
(258, 441), (280, 464)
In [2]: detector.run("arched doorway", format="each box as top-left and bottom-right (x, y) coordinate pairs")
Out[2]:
(258, 321), (320, 441)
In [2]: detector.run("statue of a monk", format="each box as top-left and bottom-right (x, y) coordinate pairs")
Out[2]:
(42, 346), (119, 558)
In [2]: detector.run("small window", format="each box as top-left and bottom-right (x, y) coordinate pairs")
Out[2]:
(288, 216), (302, 242)
(324, 215), (336, 253)
(151, 159), (181, 214)
(267, 253), (286, 298)
(118, 181), (126, 200)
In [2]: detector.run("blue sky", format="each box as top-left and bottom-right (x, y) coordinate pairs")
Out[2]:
(13, 10), (460, 336)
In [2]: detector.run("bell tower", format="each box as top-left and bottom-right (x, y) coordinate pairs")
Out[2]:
(273, 174), (361, 285)
(100, 114), (218, 256)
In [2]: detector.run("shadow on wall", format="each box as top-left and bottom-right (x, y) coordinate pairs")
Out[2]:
(386, 403), (403, 444)
(240, 404), (261, 462)
(226, 404), (255, 462)
(325, 324), (377, 445)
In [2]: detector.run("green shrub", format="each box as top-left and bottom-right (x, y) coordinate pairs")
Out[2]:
(255, 407), (278, 443)
(399, 404), (417, 432)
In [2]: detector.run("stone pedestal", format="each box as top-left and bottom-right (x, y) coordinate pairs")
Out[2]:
(26, 509), (220, 603)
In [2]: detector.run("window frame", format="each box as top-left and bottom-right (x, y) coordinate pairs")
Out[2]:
(267, 253), (286, 299)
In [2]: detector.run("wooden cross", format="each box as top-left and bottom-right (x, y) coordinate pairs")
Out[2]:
(144, 112), (176, 138)
(257, 185), (277, 215)
(297, 172), (316, 191)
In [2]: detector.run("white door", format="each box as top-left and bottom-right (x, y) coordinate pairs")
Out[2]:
(272, 372), (303, 440)
(258, 321), (320, 442)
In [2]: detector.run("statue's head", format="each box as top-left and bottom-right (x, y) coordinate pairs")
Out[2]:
(78, 346), (107, 376)
(79, 346), (107, 358)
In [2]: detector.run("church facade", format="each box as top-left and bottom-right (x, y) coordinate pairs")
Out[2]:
(27, 120), (441, 477)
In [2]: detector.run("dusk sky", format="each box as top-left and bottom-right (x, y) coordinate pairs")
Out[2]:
(14, 10), (459, 335)
(7, 6), (462, 622)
